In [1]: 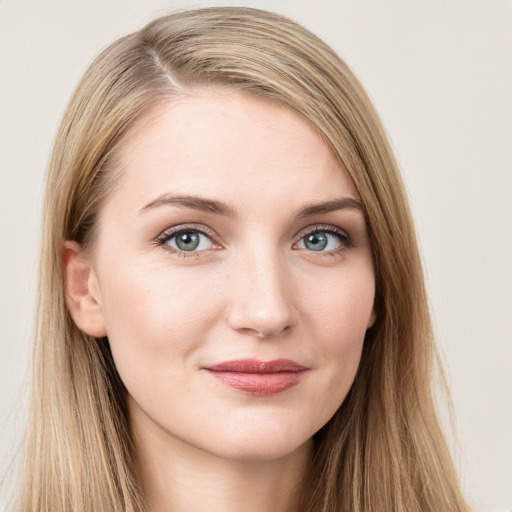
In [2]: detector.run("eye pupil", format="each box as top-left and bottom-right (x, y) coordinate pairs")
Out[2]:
(304, 232), (328, 251)
(176, 231), (200, 251)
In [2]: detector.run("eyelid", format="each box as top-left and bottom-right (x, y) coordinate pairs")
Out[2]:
(155, 224), (222, 256)
(156, 223), (218, 242)
(154, 222), (353, 256)
(292, 224), (354, 255)
(294, 224), (351, 243)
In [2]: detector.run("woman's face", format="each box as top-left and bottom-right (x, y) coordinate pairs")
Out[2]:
(81, 90), (375, 461)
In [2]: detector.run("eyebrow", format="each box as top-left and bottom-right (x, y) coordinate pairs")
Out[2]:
(139, 194), (236, 217)
(296, 197), (363, 217)
(139, 194), (363, 218)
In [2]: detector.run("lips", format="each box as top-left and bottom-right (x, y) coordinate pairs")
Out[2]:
(203, 359), (308, 395)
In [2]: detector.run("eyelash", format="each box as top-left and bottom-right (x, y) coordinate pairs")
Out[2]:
(155, 224), (217, 259)
(155, 224), (354, 259)
(296, 224), (354, 257)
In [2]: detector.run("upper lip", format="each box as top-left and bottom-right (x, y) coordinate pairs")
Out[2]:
(204, 359), (307, 373)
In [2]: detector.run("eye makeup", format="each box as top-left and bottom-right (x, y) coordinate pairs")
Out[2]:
(154, 221), (355, 260)
(155, 223), (221, 258)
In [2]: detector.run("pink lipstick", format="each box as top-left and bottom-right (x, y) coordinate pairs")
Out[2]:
(204, 359), (308, 395)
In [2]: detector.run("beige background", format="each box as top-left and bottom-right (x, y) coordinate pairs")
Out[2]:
(1, 1), (511, 510)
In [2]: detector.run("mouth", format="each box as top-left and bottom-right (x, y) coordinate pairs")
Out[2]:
(203, 359), (308, 396)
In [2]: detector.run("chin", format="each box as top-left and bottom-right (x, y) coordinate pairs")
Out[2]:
(213, 437), (311, 463)
(196, 421), (315, 462)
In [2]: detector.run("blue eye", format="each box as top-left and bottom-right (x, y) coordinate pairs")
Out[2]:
(296, 229), (350, 252)
(160, 229), (214, 252)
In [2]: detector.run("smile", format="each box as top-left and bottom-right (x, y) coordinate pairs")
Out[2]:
(203, 359), (308, 395)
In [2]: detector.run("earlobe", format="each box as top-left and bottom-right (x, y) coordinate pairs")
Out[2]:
(62, 240), (107, 337)
(367, 308), (377, 329)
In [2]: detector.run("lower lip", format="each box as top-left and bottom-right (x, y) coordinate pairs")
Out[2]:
(205, 370), (305, 395)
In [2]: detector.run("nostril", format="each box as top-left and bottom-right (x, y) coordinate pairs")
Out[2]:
(230, 322), (292, 339)
(228, 311), (295, 339)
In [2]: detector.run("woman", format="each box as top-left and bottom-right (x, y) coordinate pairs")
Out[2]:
(16, 6), (471, 512)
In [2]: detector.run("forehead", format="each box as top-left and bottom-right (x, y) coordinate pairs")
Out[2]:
(106, 90), (359, 214)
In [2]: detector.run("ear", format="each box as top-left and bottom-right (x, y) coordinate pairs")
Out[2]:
(367, 308), (377, 329)
(62, 240), (107, 337)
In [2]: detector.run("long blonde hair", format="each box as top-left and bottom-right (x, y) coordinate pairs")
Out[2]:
(17, 7), (470, 511)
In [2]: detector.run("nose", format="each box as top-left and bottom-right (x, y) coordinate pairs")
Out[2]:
(226, 245), (297, 339)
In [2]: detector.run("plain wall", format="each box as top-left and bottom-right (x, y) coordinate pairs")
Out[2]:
(1, 0), (511, 510)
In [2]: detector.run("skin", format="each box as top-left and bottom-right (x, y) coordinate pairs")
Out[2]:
(64, 90), (376, 512)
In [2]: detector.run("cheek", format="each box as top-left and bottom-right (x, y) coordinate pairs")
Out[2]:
(301, 265), (375, 352)
(97, 260), (222, 375)
(295, 265), (374, 420)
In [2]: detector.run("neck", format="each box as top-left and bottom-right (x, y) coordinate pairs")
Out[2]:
(131, 409), (312, 512)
